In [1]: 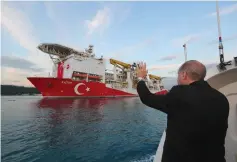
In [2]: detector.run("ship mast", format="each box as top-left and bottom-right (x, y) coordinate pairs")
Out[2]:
(215, 0), (231, 70)
(216, 0), (224, 66)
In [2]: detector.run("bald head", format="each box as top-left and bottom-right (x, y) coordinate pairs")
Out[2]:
(178, 60), (206, 84)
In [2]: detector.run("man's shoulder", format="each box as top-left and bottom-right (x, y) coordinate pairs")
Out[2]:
(166, 85), (189, 99)
(168, 84), (203, 99)
(169, 85), (188, 93)
(210, 87), (229, 104)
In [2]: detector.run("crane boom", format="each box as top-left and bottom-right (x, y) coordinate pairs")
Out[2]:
(110, 58), (131, 69)
(110, 59), (162, 81)
(149, 74), (161, 80)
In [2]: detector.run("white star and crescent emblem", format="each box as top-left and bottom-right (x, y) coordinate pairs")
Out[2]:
(74, 83), (90, 95)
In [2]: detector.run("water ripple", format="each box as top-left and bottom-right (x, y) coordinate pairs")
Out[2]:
(2, 97), (166, 162)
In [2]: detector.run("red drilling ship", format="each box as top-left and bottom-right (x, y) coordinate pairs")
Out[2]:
(27, 44), (168, 97)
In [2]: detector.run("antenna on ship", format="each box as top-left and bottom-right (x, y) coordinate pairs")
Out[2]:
(216, 0), (231, 70)
(216, 0), (224, 67)
(183, 44), (187, 62)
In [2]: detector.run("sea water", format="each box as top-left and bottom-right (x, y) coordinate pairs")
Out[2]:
(1, 96), (167, 162)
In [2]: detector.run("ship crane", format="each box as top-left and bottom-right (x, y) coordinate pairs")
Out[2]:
(108, 58), (134, 89)
(148, 74), (161, 81)
(109, 58), (131, 70)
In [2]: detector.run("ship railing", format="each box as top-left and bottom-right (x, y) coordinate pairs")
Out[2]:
(73, 54), (88, 61)
(110, 81), (128, 89)
(113, 84), (123, 89)
(73, 56), (84, 61)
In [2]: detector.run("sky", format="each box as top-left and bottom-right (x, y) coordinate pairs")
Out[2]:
(1, 1), (237, 87)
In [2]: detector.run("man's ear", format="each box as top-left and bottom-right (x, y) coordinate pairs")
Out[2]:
(183, 71), (188, 80)
(180, 71), (184, 79)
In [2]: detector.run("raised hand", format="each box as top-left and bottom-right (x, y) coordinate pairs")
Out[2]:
(137, 62), (148, 79)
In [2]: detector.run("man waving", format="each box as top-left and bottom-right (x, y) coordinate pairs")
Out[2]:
(136, 61), (229, 162)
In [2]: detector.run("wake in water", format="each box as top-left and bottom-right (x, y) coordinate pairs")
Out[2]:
(131, 154), (155, 162)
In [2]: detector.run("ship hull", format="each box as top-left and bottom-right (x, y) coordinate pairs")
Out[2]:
(27, 77), (167, 97)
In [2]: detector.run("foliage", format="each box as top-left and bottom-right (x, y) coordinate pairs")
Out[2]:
(1, 85), (40, 95)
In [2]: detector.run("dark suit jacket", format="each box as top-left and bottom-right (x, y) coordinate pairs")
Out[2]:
(137, 80), (229, 162)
